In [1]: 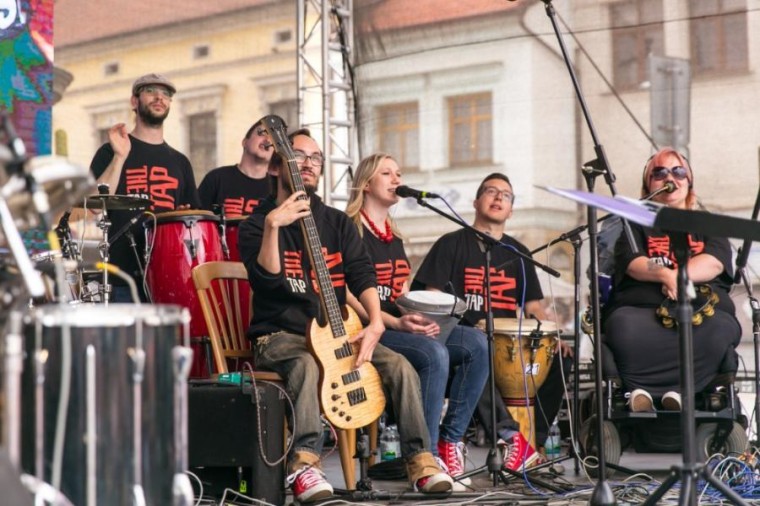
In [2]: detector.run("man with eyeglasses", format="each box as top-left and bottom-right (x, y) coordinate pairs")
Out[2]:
(237, 128), (454, 502)
(198, 117), (274, 217)
(89, 73), (200, 301)
(412, 172), (572, 472)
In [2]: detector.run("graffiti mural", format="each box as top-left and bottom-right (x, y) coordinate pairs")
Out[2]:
(0, 0), (52, 156)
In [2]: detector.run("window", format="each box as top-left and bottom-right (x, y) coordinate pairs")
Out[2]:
(193, 45), (210, 59)
(188, 112), (217, 180)
(610, 0), (664, 89)
(103, 62), (119, 76)
(274, 29), (292, 45)
(447, 93), (492, 167)
(376, 102), (418, 171)
(689, 0), (748, 76)
(269, 99), (298, 133)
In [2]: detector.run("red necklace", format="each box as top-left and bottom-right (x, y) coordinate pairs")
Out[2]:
(361, 209), (394, 243)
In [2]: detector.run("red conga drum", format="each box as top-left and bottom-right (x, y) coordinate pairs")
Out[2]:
(222, 215), (247, 261)
(145, 210), (223, 377)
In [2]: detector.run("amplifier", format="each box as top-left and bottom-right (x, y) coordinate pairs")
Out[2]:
(188, 379), (285, 504)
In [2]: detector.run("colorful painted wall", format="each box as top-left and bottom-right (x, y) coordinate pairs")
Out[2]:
(0, 0), (52, 156)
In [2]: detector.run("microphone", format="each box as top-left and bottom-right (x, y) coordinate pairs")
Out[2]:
(395, 185), (441, 199)
(642, 181), (676, 200)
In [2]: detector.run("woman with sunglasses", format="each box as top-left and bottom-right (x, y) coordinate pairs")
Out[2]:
(344, 153), (489, 488)
(602, 147), (741, 412)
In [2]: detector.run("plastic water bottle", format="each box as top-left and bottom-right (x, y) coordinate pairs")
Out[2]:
(546, 420), (561, 460)
(380, 424), (401, 461)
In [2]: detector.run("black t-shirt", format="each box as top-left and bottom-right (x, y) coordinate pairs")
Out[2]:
(606, 223), (735, 315)
(361, 227), (410, 317)
(197, 165), (271, 216)
(239, 195), (377, 338)
(412, 228), (543, 326)
(90, 135), (200, 290)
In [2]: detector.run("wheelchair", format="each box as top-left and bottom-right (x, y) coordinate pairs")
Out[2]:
(579, 340), (748, 476)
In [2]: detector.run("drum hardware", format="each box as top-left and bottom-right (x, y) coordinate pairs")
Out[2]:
(212, 204), (231, 260)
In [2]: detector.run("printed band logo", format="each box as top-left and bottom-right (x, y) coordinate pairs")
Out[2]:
(463, 265), (517, 312)
(375, 259), (410, 302)
(283, 248), (345, 295)
(647, 235), (705, 268)
(223, 197), (260, 216)
(125, 165), (179, 210)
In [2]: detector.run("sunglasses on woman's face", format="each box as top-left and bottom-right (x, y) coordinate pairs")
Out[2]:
(650, 166), (689, 181)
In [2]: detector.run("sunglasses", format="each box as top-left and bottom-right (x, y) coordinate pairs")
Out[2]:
(650, 166), (689, 181)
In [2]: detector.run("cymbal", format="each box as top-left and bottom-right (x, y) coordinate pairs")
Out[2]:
(1, 156), (95, 231)
(76, 194), (153, 211)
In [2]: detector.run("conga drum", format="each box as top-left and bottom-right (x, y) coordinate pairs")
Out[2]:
(478, 317), (559, 448)
(395, 291), (466, 342)
(222, 215), (247, 261)
(145, 210), (223, 378)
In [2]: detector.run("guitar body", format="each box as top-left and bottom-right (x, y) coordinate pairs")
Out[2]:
(307, 305), (386, 429)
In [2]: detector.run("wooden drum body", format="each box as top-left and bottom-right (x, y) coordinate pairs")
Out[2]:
(481, 317), (559, 448)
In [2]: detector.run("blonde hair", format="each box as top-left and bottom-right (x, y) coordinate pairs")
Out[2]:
(345, 153), (402, 238)
(641, 147), (697, 209)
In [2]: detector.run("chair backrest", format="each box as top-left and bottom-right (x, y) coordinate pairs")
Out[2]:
(192, 261), (253, 374)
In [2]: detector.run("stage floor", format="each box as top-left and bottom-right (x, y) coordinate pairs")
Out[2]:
(309, 443), (689, 505)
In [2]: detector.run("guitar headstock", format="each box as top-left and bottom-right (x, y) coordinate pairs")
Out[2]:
(261, 115), (307, 197)
(261, 115), (292, 158)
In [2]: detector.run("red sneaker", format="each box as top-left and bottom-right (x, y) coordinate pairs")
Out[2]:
(500, 433), (540, 472)
(288, 466), (333, 502)
(414, 472), (454, 493)
(437, 439), (471, 485)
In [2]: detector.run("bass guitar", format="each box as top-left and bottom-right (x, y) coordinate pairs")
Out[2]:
(262, 115), (386, 429)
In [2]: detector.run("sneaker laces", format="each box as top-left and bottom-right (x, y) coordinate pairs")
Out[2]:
(434, 456), (449, 474)
(286, 465), (324, 487)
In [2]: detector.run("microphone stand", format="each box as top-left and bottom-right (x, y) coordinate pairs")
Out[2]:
(540, 2), (639, 503)
(411, 197), (563, 493)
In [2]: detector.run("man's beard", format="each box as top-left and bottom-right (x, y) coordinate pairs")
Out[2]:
(137, 101), (169, 126)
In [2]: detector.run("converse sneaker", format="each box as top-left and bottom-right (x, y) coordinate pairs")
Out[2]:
(414, 472), (454, 493)
(407, 451), (454, 493)
(435, 456), (467, 492)
(287, 466), (333, 503)
(661, 391), (682, 411)
(500, 432), (540, 472)
(437, 439), (471, 485)
(628, 388), (654, 412)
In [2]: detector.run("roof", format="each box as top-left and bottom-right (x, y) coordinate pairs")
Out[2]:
(355, 0), (522, 32)
(54, 0), (274, 47)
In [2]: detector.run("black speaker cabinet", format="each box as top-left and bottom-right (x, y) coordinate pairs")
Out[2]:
(188, 380), (285, 504)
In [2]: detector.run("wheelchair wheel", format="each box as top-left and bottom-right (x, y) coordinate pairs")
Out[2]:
(694, 422), (748, 461)
(579, 415), (621, 478)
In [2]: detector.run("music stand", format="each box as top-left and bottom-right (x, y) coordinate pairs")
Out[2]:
(542, 187), (758, 505)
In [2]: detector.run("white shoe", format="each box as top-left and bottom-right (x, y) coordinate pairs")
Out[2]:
(661, 391), (682, 411)
(628, 389), (654, 412)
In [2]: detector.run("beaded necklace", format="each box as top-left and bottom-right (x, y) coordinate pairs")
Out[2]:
(361, 209), (394, 244)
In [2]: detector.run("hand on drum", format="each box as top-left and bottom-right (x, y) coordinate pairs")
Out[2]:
(556, 338), (574, 358)
(395, 313), (440, 337)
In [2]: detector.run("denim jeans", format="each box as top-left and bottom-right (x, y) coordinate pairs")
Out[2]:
(380, 327), (489, 451)
(379, 330), (448, 451)
(254, 331), (431, 462)
(439, 326), (489, 444)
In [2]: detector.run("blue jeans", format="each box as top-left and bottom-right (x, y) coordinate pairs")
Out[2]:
(254, 331), (430, 463)
(381, 325), (489, 451)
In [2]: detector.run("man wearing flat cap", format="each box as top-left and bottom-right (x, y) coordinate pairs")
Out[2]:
(89, 72), (201, 302)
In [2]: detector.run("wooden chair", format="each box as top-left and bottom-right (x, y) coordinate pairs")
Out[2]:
(191, 261), (374, 489)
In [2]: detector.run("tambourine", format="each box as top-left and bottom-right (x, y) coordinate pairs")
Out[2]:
(655, 284), (719, 328)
